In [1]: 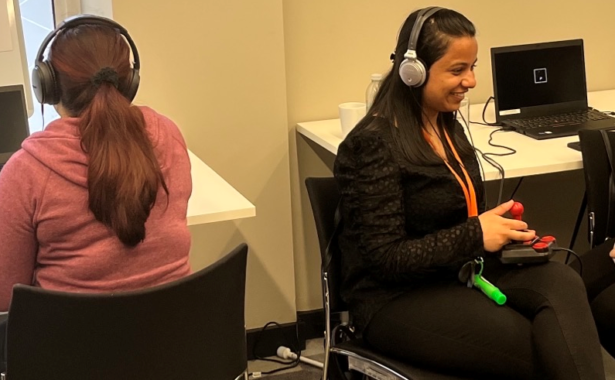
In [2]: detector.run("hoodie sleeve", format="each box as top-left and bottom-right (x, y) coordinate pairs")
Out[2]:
(0, 151), (42, 311)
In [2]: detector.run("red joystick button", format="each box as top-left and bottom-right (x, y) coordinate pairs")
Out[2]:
(510, 202), (524, 221)
(533, 242), (549, 253)
(540, 236), (556, 243)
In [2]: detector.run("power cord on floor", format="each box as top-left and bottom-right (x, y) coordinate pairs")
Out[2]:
(248, 321), (302, 378)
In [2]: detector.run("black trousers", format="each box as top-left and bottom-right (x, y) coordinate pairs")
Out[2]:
(362, 260), (605, 380)
(573, 239), (615, 358)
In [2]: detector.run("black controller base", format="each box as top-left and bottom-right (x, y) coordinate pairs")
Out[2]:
(498, 236), (557, 265)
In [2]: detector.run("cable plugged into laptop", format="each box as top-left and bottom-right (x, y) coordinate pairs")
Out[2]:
(482, 96), (501, 127)
(591, 107), (615, 117)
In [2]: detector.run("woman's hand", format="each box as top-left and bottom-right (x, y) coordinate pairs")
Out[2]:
(609, 243), (615, 258)
(478, 200), (536, 252)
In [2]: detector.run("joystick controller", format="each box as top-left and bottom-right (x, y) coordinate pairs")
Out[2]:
(499, 202), (557, 264)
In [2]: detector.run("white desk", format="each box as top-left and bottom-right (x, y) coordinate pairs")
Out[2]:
(187, 150), (255, 225)
(297, 89), (615, 181)
(0, 150), (254, 225)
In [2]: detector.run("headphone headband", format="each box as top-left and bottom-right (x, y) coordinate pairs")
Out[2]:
(35, 15), (140, 70)
(407, 7), (443, 55)
(32, 14), (141, 105)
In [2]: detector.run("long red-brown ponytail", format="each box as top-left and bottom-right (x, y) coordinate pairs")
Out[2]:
(50, 25), (167, 247)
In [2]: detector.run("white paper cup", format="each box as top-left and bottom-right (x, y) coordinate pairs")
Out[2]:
(339, 102), (366, 138)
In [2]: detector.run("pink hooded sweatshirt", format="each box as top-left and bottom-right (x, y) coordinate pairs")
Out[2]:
(0, 106), (192, 310)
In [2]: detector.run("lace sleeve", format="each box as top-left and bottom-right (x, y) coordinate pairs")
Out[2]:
(335, 132), (484, 280)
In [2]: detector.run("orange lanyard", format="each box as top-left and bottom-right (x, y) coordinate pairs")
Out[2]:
(423, 129), (478, 217)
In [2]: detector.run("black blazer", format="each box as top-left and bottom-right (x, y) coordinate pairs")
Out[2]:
(333, 116), (486, 330)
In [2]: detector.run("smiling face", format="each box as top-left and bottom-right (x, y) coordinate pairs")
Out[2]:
(421, 36), (478, 121)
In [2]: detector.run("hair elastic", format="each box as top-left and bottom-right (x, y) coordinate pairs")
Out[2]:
(91, 67), (119, 88)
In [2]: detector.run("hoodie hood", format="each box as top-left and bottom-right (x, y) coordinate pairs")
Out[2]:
(21, 106), (164, 188)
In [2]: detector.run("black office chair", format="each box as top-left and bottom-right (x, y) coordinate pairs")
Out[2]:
(2, 244), (249, 380)
(578, 129), (615, 248)
(575, 129), (615, 356)
(305, 177), (472, 380)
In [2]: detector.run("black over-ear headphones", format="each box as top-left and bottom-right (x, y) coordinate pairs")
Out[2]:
(399, 6), (443, 87)
(31, 14), (141, 105)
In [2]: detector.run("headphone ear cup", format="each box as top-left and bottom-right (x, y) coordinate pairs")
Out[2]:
(399, 57), (427, 87)
(123, 69), (140, 102)
(32, 61), (60, 105)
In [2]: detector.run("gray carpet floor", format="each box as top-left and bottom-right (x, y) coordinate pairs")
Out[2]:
(250, 338), (615, 379)
(248, 339), (323, 379)
(267, 366), (321, 380)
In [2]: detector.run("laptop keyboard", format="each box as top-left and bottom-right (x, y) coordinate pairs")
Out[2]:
(507, 109), (611, 130)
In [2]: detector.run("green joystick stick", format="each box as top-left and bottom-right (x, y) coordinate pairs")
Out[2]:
(473, 274), (507, 305)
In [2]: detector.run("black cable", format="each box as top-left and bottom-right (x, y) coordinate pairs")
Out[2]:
(555, 248), (583, 276)
(480, 96), (500, 126)
(509, 177), (524, 200)
(471, 121), (494, 126)
(477, 128), (518, 205)
(486, 129), (517, 156)
(461, 111), (490, 206)
(462, 100), (516, 206)
(422, 97), (513, 207)
(248, 321), (303, 377)
(592, 107), (615, 117)
(474, 147), (505, 205)
(486, 129), (516, 204)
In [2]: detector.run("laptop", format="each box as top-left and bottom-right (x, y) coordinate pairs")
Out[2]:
(491, 39), (615, 140)
(0, 85), (30, 166)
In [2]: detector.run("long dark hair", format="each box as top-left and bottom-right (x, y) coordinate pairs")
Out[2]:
(369, 8), (476, 165)
(49, 25), (167, 247)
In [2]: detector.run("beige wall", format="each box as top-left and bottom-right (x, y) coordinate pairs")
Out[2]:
(286, 0), (615, 312)
(112, 0), (296, 329)
(110, 0), (615, 326)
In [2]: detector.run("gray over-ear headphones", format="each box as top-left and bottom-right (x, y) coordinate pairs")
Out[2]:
(31, 14), (141, 105)
(399, 7), (443, 87)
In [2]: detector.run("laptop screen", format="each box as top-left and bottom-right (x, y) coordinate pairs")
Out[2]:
(491, 39), (588, 121)
(0, 85), (30, 165)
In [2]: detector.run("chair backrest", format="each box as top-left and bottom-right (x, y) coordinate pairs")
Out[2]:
(5, 244), (249, 380)
(579, 129), (615, 247)
(305, 177), (347, 314)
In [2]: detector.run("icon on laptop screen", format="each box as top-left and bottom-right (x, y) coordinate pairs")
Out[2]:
(534, 68), (548, 84)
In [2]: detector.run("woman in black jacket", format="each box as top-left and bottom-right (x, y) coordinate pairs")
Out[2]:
(334, 7), (605, 379)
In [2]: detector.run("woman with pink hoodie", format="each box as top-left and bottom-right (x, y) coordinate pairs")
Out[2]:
(0, 14), (192, 330)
